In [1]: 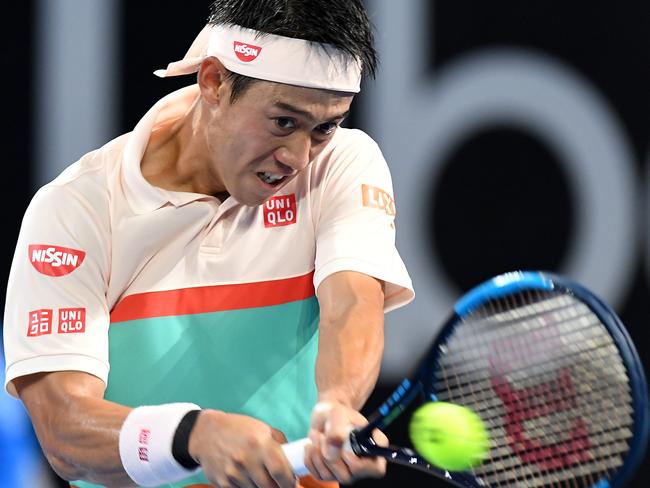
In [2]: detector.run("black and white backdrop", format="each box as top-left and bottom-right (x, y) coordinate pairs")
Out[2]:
(2, 1), (648, 486)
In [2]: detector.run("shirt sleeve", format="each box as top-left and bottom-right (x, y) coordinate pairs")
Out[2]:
(313, 129), (414, 312)
(3, 184), (111, 397)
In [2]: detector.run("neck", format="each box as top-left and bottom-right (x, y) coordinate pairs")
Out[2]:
(140, 88), (225, 196)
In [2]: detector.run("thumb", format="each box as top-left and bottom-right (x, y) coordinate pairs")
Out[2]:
(310, 402), (333, 433)
(322, 407), (353, 461)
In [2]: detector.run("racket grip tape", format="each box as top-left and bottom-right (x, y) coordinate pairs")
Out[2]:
(281, 438), (311, 476)
(282, 433), (359, 477)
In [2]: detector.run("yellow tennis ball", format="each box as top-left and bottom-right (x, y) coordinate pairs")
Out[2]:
(409, 401), (489, 471)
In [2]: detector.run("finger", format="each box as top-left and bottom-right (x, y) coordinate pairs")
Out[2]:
(222, 468), (256, 488)
(321, 407), (354, 461)
(247, 467), (281, 488)
(265, 446), (298, 488)
(322, 456), (355, 485)
(304, 441), (337, 481)
(270, 427), (288, 444)
(229, 449), (279, 488)
(339, 428), (389, 480)
(372, 427), (389, 447)
(342, 449), (387, 480)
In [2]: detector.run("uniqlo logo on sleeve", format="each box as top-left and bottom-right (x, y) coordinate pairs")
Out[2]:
(58, 308), (86, 334)
(29, 244), (86, 277)
(27, 309), (53, 337)
(263, 194), (297, 227)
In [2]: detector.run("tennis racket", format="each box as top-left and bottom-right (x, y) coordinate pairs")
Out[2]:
(282, 271), (649, 487)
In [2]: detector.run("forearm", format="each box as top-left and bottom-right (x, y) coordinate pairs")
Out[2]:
(47, 398), (132, 485)
(315, 273), (385, 410)
(15, 373), (135, 487)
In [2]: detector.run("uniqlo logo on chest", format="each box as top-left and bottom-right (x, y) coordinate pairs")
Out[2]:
(27, 309), (53, 337)
(29, 244), (86, 277)
(263, 194), (297, 227)
(233, 41), (262, 62)
(58, 308), (86, 334)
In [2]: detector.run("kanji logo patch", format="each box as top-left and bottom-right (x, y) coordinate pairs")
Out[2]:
(27, 309), (53, 337)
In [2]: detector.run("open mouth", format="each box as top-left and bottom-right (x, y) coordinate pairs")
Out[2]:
(257, 171), (287, 186)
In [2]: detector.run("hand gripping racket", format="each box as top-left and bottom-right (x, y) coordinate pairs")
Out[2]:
(282, 271), (649, 487)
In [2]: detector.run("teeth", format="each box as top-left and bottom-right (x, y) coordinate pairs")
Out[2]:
(260, 172), (284, 183)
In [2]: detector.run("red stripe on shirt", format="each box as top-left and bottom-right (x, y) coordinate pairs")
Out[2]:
(110, 271), (315, 323)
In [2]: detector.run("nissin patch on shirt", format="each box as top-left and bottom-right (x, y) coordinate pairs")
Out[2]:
(29, 244), (86, 277)
(263, 194), (297, 227)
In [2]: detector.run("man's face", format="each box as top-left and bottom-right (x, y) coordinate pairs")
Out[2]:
(206, 80), (353, 206)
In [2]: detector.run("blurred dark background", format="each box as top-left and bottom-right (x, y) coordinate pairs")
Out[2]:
(1, 1), (648, 486)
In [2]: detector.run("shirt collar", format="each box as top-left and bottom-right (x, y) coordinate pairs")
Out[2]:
(122, 85), (219, 214)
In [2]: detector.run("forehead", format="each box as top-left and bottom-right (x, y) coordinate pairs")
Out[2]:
(241, 80), (354, 120)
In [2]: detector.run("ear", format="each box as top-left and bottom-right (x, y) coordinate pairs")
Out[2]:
(198, 56), (230, 105)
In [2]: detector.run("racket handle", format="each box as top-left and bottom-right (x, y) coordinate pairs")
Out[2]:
(282, 434), (357, 477)
(281, 438), (311, 477)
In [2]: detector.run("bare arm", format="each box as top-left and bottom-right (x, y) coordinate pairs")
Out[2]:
(315, 270), (385, 409)
(15, 371), (297, 488)
(14, 371), (135, 487)
(304, 270), (387, 482)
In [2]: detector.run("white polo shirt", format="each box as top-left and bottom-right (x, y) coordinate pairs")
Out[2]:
(4, 84), (413, 485)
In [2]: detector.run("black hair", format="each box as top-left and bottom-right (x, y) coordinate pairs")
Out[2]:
(208, 0), (377, 102)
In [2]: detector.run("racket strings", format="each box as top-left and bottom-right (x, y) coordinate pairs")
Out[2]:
(502, 290), (562, 488)
(494, 292), (620, 485)
(437, 314), (627, 384)
(434, 290), (634, 488)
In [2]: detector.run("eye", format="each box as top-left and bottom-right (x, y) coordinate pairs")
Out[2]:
(275, 117), (296, 130)
(315, 122), (338, 136)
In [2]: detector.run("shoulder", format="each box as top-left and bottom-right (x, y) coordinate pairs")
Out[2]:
(23, 134), (130, 231)
(325, 127), (382, 160)
(308, 128), (391, 186)
(33, 134), (129, 213)
(50, 133), (127, 188)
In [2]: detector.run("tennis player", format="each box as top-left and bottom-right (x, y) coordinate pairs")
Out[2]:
(3, 1), (414, 487)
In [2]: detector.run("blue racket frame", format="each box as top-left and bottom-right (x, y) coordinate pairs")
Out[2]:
(351, 271), (649, 488)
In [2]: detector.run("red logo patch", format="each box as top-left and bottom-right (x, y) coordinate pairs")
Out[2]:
(233, 41), (262, 62)
(58, 308), (86, 334)
(27, 309), (53, 337)
(263, 194), (297, 227)
(139, 429), (150, 445)
(29, 244), (86, 277)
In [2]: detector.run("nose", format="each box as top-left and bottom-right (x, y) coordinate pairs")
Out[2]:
(274, 132), (312, 171)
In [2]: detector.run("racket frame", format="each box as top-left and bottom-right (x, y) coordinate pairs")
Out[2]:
(352, 271), (649, 488)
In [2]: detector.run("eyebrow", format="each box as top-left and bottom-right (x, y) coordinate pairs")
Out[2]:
(272, 101), (350, 124)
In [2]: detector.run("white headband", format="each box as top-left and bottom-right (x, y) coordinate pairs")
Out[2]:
(155, 24), (362, 93)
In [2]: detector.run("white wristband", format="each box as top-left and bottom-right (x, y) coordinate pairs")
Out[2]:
(119, 403), (202, 487)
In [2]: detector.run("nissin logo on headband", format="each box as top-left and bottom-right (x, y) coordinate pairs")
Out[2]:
(233, 41), (262, 62)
